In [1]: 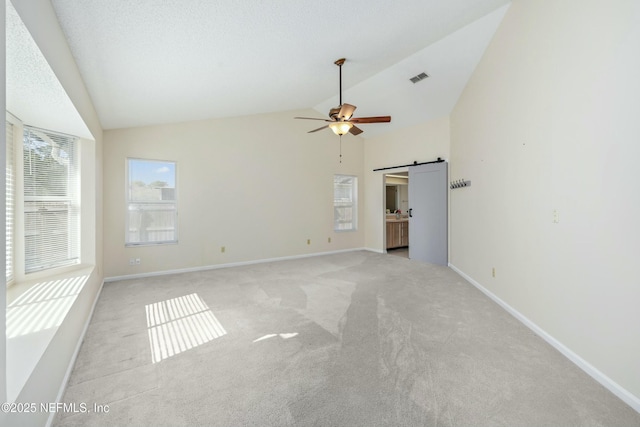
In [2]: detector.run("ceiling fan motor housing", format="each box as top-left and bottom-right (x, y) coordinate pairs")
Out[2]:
(329, 107), (341, 120)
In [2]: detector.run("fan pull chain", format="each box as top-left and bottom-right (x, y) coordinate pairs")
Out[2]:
(339, 135), (342, 163)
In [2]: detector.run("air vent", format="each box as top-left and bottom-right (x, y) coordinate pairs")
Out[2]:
(409, 72), (429, 84)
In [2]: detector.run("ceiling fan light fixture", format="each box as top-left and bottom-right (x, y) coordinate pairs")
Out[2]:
(329, 121), (353, 136)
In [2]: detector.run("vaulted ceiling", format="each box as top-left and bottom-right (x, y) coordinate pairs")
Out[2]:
(12, 0), (511, 138)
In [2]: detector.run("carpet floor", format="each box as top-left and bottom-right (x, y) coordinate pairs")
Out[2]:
(54, 251), (640, 426)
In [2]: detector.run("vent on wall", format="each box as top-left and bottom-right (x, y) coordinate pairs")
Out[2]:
(409, 72), (429, 83)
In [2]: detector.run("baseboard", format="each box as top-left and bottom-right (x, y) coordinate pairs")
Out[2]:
(448, 263), (640, 414)
(47, 277), (106, 427)
(105, 248), (368, 283)
(364, 247), (385, 254)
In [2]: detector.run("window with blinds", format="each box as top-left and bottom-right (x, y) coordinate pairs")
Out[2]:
(6, 121), (15, 283)
(334, 175), (357, 231)
(126, 158), (177, 246)
(23, 127), (80, 273)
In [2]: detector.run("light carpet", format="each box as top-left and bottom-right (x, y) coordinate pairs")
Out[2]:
(54, 251), (640, 426)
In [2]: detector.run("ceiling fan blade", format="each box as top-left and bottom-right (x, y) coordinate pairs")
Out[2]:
(295, 117), (331, 121)
(338, 103), (356, 120)
(308, 125), (329, 133)
(350, 116), (391, 124)
(349, 125), (363, 136)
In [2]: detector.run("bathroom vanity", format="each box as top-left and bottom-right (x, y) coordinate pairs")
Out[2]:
(386, 216), (409, 249)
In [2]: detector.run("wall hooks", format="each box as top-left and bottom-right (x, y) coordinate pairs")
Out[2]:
(450, 179), (471, 189)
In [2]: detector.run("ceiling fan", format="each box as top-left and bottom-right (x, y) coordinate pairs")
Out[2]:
(295, 58), (391, 136)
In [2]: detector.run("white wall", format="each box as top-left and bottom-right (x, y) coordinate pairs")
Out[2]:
(3, 1), (104, 426)
(364, 116), (450, 252)
(103, 110), (364, 278)
(450, 0), (640, 408)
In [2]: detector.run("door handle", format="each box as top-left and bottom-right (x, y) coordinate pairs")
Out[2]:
(409, 208), (413, 218)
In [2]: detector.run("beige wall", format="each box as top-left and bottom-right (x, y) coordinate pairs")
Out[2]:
(103, 110), (364, 278)
(451, 0), (640, 405)
(364, 116), (450, 252)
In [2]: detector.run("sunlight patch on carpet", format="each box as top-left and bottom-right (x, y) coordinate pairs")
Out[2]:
(145, 293), (226, 363)
(253, 332), (299, 343)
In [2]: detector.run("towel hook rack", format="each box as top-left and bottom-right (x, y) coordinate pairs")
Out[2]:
(450, 179), (471, 190)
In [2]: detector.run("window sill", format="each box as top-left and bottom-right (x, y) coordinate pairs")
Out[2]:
(5, 264), (95, 402)
(15, 262), (88, 286)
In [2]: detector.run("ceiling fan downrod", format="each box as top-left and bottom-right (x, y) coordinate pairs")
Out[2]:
(335, 58), (345, 107)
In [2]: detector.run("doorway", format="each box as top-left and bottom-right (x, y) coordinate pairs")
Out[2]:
(384, 172), (409, 258)
(382, 162), (448, 265)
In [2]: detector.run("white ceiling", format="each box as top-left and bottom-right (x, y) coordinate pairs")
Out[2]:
(5, 1), (92, 139)
(46, 0), (510, 136)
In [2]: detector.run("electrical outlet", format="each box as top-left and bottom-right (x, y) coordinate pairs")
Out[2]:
(129, 258), (135, 266)
(221, 246), (225, 253)
(492, 267), (496, 278)
(135, 258), (141, 265)
(307, 239), (311, 245)
(553, 209), (560, 223)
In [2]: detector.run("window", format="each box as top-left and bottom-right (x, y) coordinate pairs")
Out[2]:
(334, 175), (357, 231)
(6, 121), (15, 283)
(23, 127), (80, 273)
(126, 158), (177, 245)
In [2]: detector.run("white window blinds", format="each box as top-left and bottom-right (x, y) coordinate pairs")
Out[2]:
(126, 158), (177, 245)
(23, 127), (80, 273)
(6, 121), (15, 283)
(334, 175), (357, 231)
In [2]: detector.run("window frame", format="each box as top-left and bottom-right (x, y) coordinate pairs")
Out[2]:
(125, 157), (178, 247)
(333, 174), (358, 232)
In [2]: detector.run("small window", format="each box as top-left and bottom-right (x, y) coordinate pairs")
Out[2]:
(334, 175), (357, 231)
(126, 158), (177, 246)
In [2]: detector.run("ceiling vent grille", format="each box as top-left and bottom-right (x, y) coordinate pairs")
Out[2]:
(409, 72), (429, 84)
